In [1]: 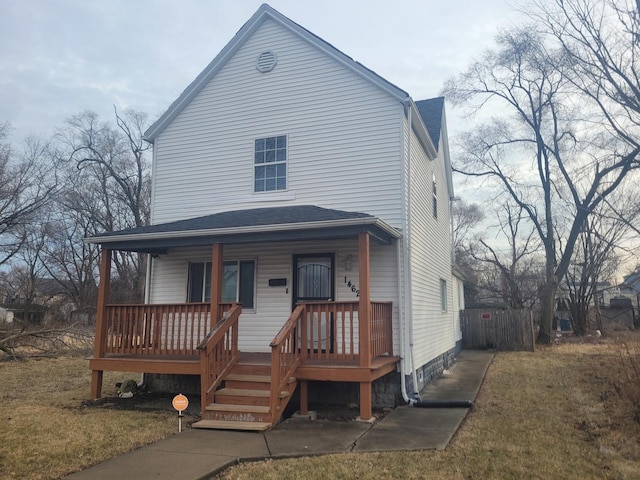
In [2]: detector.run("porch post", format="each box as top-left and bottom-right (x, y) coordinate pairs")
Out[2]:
(299, 380), (309, 415)
(358, 231), (374, 421)
(210, 243), (223, 328)
(358, 231), (371, 367)
(91, 248), (112, 400)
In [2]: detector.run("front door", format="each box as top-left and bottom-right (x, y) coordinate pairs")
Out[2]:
(293, 254), (334, 352)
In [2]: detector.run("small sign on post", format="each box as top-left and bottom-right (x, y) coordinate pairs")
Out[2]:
(172, 394), (189, 433)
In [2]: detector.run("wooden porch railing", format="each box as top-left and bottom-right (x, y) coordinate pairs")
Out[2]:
(269, 304), (303, 423)
(294, 300), (393, 364)
(101, 302), (235, 357)
(371, 301), (393, 357)
(197, 303), (241, 409)
(104, 303), (208, 356)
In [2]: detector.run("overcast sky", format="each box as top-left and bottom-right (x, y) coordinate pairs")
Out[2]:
(0, 0), (525, 141)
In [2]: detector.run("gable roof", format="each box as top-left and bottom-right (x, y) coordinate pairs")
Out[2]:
(144, 3), (411, 143)
(415, 97), (445, 150)
(87, 205), (401, 253)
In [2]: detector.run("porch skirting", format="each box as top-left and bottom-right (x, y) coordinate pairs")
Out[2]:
(144, 370), (404, 409)
(144, 373), (200, 396)
(143, 347), (460, 409)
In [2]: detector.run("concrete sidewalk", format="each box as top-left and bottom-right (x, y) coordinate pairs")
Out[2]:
(64, 350), (493, 480)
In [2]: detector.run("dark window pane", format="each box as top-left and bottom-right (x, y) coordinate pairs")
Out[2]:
(276, 176), (286, 190)
(266, 164), (276, 178)
(222, 262), (237, 302)
(203, 262), (212, 302)
(255, 166), (265, 180)
(276, 163), (286, 176)
(276, 148), (286, 161)
(277, 136), (286, 148)
(189, 263), (205, 302)
(266, 178), (276, 190)
(255, 179), (264, 192)
(255, 138), (265, 151)
(255, 151), (264, 164)
(266, 137), (276, 150)
(239, 261), (255, 309)
(265, 149), (276, 163)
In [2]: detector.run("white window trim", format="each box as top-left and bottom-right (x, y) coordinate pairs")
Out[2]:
(253, 134), (288, 193)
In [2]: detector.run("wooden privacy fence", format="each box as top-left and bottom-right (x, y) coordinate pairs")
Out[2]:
(461, 308), (535, 352)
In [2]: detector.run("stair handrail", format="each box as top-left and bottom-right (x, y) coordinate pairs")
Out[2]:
(269, 304), (304, 424)
(197, 303), (241, 412)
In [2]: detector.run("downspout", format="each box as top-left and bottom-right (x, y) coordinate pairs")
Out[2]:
(399, 101), (420, 404)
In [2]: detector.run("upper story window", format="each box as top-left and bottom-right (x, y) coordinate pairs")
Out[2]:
(254, 135), (287, 192)
(432, 174), (438, 219)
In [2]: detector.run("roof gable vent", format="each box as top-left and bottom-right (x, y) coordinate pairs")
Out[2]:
(256, 51), (277, 73)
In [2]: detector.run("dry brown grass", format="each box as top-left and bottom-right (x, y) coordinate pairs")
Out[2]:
(0, 355), (179, 480)
(221, 330), (640, 480)
(1, 331), (639, 479)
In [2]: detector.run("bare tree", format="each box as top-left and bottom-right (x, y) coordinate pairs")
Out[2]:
(443, 23), (640, 343)
(452, 199), (484, 252)
(566, 191), (639, 334)
(476, 203), (542, 309)
(55, 109), (151, 303)
(0, 124), (59, 266)
(534, 0), (640, 152)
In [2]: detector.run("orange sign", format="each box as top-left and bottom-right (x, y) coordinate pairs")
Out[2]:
(172, 394), (189, 412)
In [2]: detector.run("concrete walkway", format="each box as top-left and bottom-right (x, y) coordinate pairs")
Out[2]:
(64, 350), (493, 480)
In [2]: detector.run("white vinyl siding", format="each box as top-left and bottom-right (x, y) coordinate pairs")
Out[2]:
(151, 18), (403, 227)
(149, 239), (399, 353)
(406, 123), (457, 370)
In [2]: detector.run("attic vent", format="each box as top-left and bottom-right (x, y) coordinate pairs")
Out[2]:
(256, 51), (277, 73)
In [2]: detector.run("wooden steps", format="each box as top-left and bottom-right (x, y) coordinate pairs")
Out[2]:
(192, 419), (272, 431)
(196, 353), (297, 431)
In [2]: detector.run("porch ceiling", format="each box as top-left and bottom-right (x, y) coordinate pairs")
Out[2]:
(85, 205), (401, 253)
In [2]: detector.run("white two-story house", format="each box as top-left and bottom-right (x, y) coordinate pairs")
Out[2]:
(87, 4), (463, 430)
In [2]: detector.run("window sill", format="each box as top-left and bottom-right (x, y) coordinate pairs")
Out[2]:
(252, 191), (296, 202)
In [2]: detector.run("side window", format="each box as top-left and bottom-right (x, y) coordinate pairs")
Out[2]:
(432, 174), (438, 219)
(188, 260), (255, 309)
(440, 279), (448, 312)
(254, 135), (287, 192)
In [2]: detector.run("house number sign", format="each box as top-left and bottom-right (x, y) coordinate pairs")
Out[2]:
(344, 276), (359, 297)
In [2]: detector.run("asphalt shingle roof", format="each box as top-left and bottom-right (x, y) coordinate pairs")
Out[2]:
(415, 97), (445, 150)
(96, 205), (374, 238)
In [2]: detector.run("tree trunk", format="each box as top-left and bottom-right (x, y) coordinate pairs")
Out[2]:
(537, 281), (558, 344)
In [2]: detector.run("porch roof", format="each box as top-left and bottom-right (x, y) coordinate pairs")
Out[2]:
(86, 205), (401, 253)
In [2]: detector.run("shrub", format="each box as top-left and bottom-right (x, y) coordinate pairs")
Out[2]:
(613, 342), (640, 423)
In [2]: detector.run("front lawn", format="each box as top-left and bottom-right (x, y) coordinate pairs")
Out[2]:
(1, 329), (638, 479)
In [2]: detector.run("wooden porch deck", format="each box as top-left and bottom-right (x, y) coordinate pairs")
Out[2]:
(88, 352), (399, 381)
(89, 354), (200, 375)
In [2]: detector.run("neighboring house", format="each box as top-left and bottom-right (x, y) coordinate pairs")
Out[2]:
(86, 4), (463, 430)
(618, 269), (640, 314)
(1, 277), (72, 324)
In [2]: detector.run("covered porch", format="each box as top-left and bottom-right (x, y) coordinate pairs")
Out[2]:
(87, 206), (401, 428)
